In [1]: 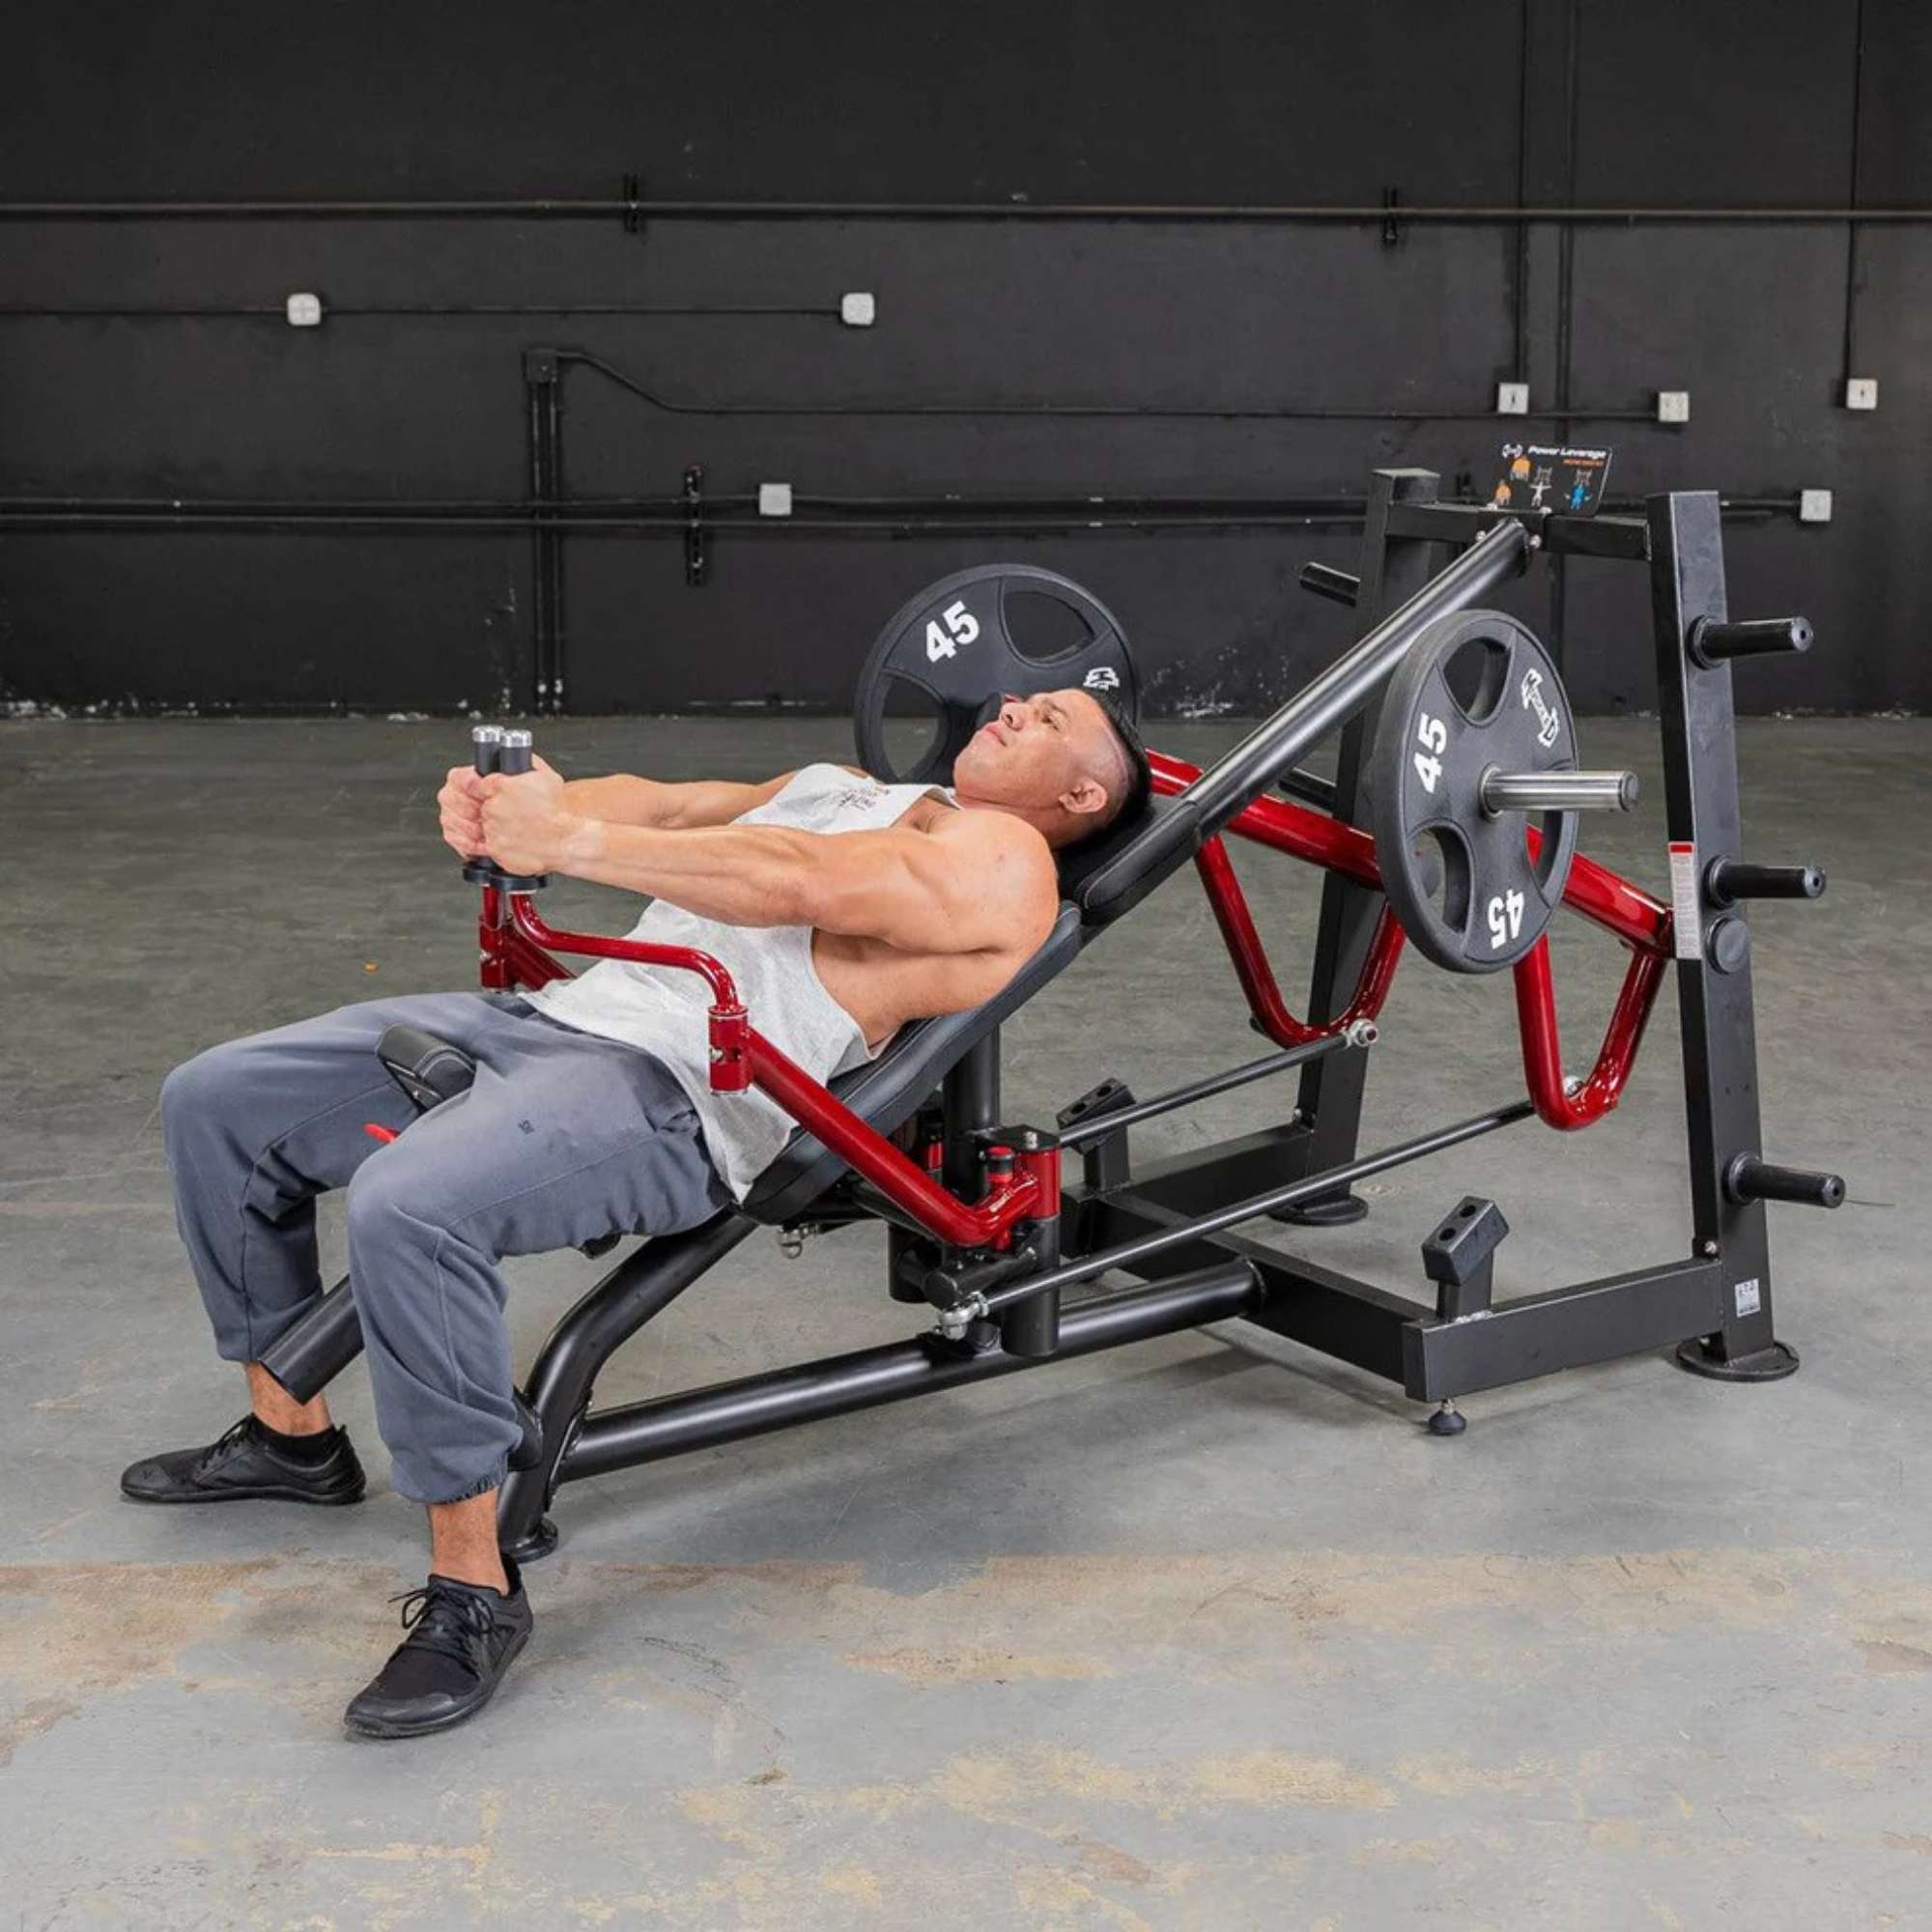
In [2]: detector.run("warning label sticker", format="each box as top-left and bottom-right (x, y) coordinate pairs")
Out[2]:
(1667, 842), (1703, 960)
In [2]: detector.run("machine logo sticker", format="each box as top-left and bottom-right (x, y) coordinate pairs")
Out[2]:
(1520, 668), (1562, 749)
(1083, 666), (1122, 691)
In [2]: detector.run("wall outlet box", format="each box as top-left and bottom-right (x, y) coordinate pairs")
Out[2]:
(1656, 389), (1690, 423)
(840, 291), (876, 327)
(1495, 382), (1529, 415)
(1843, 377), (1878, 411)
(758, 482), (793, 517)
(1799, 489), (1833, 524)
(285, 292), (323, 327)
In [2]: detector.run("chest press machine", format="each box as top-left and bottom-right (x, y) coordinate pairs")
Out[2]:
(262, 467), (1844, 1563)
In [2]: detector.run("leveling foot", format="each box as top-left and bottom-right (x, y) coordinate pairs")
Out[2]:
(1674, 1338), (1800, 1382)
(1271, 1192), (1369, 1228)
(1427, 1401), (1467, 1436)
(502, 1515), (560, 1564)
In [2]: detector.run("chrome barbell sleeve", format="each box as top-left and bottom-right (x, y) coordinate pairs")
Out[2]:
(1478, 768), (1639, 814)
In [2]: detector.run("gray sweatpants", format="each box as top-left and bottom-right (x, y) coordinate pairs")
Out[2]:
(159, 991), (729, 1504)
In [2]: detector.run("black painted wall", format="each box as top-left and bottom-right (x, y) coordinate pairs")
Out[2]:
(3, 0), (1927, 717)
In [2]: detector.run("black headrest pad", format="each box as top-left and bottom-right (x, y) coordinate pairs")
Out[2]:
(1062, 790), (1193, 923)
(1054, 790), (1173, 913)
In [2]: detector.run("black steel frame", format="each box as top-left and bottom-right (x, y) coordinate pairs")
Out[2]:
(478, 469), (1833, 1560)
(253, 465), (1833, 1561)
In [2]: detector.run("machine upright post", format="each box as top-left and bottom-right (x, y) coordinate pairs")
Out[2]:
(1285, 467), (1441, 1223)
(524, 347), (565, 716)
(942, 1030), (1001, 1196)
(937, 1029), (1005, 1350)
(1646, 491), (1795, 1380)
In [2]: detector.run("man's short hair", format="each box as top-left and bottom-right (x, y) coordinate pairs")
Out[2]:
(1081, 692), (1153, 843)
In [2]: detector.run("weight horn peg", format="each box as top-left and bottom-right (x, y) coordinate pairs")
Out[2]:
(1704, 860), (1826, 906)
(1723, 1154), (1846, 1211)
(1688, 615), (1812, 669)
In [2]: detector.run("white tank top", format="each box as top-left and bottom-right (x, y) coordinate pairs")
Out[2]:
(524, 763), (953, 1199)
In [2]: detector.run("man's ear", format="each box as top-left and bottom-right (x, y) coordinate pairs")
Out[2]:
(1058, 775), (1109, 819)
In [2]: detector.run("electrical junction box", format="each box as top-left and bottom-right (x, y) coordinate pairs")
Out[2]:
(1799, 489), (1833, 524)
(1656, 390), (1690, 423)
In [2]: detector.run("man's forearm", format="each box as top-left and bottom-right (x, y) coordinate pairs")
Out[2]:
(558, 775), (675, 828)
(559, 772), (792, 831)
(555, 817), (821, 926)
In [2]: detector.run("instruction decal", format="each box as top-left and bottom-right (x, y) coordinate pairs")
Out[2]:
(1491, 442), (1612, 517)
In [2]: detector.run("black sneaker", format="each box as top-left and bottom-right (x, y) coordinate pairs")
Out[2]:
(120, 1414), (366, 1507)
(343, 1560), (533, 1740)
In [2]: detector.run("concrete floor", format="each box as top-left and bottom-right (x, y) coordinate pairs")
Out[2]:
(2, 713), (1929, 1930)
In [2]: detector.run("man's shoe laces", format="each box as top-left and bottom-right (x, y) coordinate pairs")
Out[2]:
(194, 1415), (258, 1475)
(385, 1582), (498, 1674)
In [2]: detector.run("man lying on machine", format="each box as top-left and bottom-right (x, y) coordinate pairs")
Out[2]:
(124, 687), (1151, 1739)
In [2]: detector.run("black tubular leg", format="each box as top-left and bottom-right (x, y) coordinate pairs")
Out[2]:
(1283, 467), (1440, 1220)
(1646, 491), (1794, 1380)
(554, 1264), (1262, 1481)
(259, 1274), (361, 1401)
(497, 1209), (759, 1560)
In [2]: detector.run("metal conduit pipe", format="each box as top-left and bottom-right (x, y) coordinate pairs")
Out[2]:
(7, 197), (1932, 224)
(0, 497), (1801, 535)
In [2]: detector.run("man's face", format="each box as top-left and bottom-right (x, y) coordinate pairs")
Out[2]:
(952, 687), (1120, 825)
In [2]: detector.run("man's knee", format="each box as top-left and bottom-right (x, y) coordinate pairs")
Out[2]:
(346, 1152), (424, 1244)
(159, 1040), (251, 1152)
(344, 1151), (470, 1272)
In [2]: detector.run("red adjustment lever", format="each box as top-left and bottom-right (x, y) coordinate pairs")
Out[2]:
(363, 1122), (399, 1145)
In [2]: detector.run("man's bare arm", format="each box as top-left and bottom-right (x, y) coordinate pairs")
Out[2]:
(553, 809), (1057, 955)
(557, 771), (794, 830)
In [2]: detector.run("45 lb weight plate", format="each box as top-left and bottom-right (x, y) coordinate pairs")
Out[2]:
(1371, 609), (1581, 973)
(853, 563), (1139, 786)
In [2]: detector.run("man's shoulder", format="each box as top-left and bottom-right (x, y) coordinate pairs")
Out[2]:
(931, 801), (1050, 854)
(930, 807), (1060, 907)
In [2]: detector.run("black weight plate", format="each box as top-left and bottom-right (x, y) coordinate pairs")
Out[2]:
(1370, 608), (1580, 974)
(853, 563), (1139, 786)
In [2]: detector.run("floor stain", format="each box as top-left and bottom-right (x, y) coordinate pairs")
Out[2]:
(0, 1694), (80, 1767)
